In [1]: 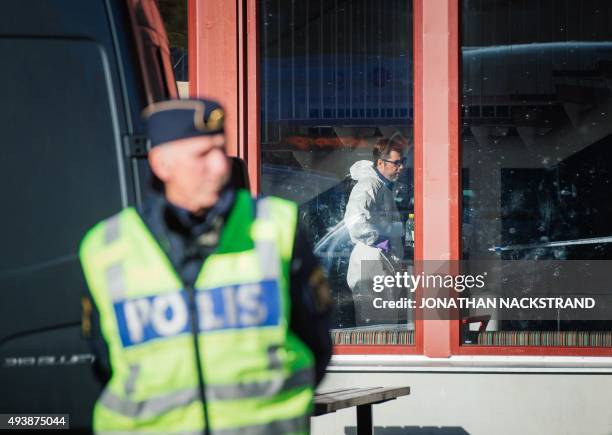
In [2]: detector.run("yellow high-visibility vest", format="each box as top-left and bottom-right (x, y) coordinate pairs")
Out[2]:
(80, 190), (314, 434)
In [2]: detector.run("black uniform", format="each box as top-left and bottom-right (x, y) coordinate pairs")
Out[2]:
(85, 188), (333, 386)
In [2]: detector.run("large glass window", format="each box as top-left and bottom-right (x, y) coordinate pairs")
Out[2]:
(260, 0), (414, 346)
(461, 0), (612, 347)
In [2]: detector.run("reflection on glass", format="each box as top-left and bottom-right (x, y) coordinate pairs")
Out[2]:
(260, 0), (414, 344)
(461, 0), (612, 346)
(158, 0), (188, 95)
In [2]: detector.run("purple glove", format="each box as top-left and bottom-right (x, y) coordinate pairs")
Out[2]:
(374, 239), (390, 253)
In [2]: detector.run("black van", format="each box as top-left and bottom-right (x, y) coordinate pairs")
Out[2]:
(0, 0), (176, 430)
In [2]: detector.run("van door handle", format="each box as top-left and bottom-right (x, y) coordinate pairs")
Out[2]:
(123, 134), (149, 158)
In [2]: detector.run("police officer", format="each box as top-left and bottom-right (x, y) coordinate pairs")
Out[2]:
(80, 98), (332, 434)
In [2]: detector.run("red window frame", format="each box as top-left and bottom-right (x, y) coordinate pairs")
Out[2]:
(187, 0), (612, 357)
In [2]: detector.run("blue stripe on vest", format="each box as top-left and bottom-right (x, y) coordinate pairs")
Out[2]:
(114, 280), (281, 347)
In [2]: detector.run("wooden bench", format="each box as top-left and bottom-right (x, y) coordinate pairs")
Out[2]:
(313, 386), (411, 435)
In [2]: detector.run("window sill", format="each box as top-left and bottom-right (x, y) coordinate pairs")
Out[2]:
(328, 354), (612, 373)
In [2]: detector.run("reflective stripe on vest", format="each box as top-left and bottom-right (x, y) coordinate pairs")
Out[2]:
(254, 198), (281, 280)
(104, 214), (121, 244)
(105, 263), (126, 301)
(99, 366), (313, 418)
(99, 387), (199, 419)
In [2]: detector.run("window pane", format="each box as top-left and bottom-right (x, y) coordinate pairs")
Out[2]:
(461, 0), (612, 347)
(260, 0), (414, 345)
(159, 0), (188, 97)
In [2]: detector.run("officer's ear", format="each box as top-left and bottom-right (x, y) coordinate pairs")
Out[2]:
(148, 146), (172, 183)
(375, 158), (384, 171)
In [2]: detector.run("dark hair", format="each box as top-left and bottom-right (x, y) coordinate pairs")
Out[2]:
(372, 136), (406, 162)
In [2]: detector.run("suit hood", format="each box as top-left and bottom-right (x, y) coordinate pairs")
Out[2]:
(349, 160), (377, 181)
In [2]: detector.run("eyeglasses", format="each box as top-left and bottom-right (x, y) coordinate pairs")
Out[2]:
(380, 158), (406, 167)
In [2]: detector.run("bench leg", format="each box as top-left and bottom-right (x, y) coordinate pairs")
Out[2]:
(356, 404), (373, 435)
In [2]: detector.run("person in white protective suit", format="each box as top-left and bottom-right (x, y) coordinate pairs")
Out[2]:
(344, 138), (406, 326)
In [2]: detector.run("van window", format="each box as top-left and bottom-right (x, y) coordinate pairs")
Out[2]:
(158, 0), (188, 96)
(130, 0), (178, 102)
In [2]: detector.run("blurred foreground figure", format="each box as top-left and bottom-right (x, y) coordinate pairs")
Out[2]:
(80, 98), (332, 434)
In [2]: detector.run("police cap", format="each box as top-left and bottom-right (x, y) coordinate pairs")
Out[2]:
(143, 98), (225, 147)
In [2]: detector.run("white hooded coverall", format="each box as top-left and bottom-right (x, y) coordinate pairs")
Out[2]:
(344, 160), (405, 325)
